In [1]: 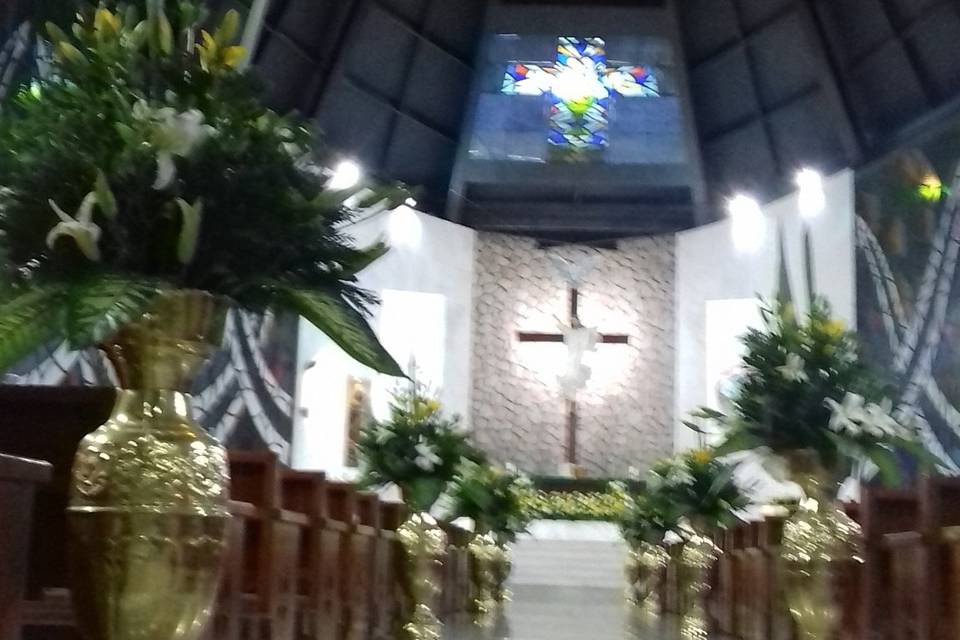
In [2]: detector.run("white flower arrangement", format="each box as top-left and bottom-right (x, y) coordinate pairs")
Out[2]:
(825, 393), (910, 439)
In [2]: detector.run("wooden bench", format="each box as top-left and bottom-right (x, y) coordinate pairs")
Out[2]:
(0, 454), (52, 640)
(227, 451), (310, 640)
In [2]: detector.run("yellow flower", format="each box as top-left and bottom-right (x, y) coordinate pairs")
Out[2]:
(94, 8), (121, 38)
(196, 10), (246, 73)
(824, 319), (845, 339)
(690, 449), (712, 465)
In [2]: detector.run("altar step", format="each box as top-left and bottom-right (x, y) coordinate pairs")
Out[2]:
(508, 521), (627, 590)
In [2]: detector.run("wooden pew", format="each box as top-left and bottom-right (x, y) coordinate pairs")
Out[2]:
(227, 451), (310, 640)
(376, 502), (406, 640)
(278, 469), (347, 640)
(0, 386), (114, 639)
(326, 481), (359, 640)
(859, 487), (920, 640)
(0, 453), (52, 640)
(918, 476), (960, 640)
(351, 491), (380, 640)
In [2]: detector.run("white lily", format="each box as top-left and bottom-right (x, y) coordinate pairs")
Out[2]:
(777, 352), (809, 382)
(47, 193), (102, 261)
(825, 392), (868, 436)
(862, 398), (903, 438)
(414, 442), (442, 472)
(134, 101), (215, 189)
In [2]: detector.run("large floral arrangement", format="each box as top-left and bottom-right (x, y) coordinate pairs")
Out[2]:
(357, 381), (475, 512)
(0, 1), (404, 375)
(450, 460), (532, 544)
(616, 482), (682, 548)
(645, 449), (748, 532)
(702, 299), (934, 483)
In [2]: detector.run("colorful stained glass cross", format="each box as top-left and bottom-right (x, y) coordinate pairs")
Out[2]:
(501, 37), (660, 155)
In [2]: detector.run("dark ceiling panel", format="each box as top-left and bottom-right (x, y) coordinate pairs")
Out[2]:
(272, 0), (340, 56)
(677, 0), (740, 63)
(703, 121), (780, 199)
(848, 39), (929, 142)
(905, 4), (960, 102)
(748, 10), (819, 110)
(402, 46), (473, 135)
(378, 0), (430, 23)
(424, 0), (487, 59)
(690, 47), (758, 140)
(735, 0), (793, 30)
(314, 81), (397, 169)
(342, 6), (419, 102)
(885, 0), (940, 26)
(767, 90), (849, 174)
(384, 116), (459, 194)
(256, 32), (317, 113)
(815, 0), (893, 69)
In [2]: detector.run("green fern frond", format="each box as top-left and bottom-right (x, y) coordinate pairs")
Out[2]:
(281, 287), (403, 377)
(0, 285), (67, 373)
(65, 275), (163, 349)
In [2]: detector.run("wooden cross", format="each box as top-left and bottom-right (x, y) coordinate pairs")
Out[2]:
(517, 287), (630, 466)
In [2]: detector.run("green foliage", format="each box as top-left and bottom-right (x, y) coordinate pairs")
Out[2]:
(520, 489), (627, 522)
(64, 274), (162, 348)
(356, 379), (477, 512)
(616, 483), (682, 547)
(449, 460), (532, 543)
(645, 448), (749, 531)
(703, 298), (938, 484)
(0, 285), (67, 371)
(0, 1), (405, 374)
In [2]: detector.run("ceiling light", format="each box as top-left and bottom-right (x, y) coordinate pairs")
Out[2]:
(328, 160), (362, 191)
(796, 168), (825, 220)
(727, 194), (766, 253)
(405, 197), (418, 208)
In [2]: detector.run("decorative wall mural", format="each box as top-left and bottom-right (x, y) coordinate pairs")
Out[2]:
(3, 310), (297, 461)
(855, 121), (960, 470)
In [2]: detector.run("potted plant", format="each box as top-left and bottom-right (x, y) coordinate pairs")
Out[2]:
(450, 460), (532, 619)
(646, 449), (748, 636)
(700, 298), (937, 640)
(356, 380), (474, 639)
(0, 3), (403, 639)
(616, 484), (681, 609)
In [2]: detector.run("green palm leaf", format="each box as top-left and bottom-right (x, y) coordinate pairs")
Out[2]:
(65, 275), (162, 349)
(0, 285), (67, 373)
(283, 287), (403, 376)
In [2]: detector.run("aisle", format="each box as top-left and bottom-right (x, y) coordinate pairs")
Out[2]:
(444, 585), (679, 640)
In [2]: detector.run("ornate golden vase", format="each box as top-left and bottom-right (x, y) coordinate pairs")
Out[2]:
(467, 533), (508, 626)
(398, 512), (447, 640)
(675, 532), (720, 640)
(491, 543), (512, 604)
(781, 450), (861, 640)
(625, 542), (668, 612)
(67, 291), (231, 640)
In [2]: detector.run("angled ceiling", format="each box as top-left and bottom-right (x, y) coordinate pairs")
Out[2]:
(7, 0), (960, 235)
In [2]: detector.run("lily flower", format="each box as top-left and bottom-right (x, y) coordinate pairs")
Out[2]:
(777, 352), (809, 382)
(47, 193), (102, 261)
(414, 442), (442, 472)
(825, 393), (867, 436)
(134, 101), (215, 189)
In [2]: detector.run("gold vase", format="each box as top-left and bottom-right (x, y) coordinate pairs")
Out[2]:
(626, 542), (668, 612)
(467, 533), (508, 626)
(491, 543), (512, 604)
(676, 533), (719, 640)
(781, 450), (861, 640)
(67, 290), (231, 640)
(398, 512), (446, 640)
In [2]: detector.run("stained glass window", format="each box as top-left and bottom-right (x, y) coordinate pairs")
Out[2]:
(499, 37), (660, 158)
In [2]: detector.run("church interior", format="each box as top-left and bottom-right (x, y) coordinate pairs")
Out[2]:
(3, 0), (960, 639)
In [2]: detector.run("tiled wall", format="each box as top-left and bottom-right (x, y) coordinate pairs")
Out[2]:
(470, 233), (675, 476)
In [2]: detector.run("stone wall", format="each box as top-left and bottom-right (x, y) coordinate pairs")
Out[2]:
(471, 233), (675, 476)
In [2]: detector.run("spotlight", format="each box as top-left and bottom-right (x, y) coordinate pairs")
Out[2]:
(405, 197), (418, 208)
(796, 168), (825, 219)
(727, 194), (766, 253)
(328, 160), (362, 190)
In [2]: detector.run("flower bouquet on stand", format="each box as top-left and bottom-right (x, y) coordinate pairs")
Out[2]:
(646, 449), (748, 639)
(357, 380), (474, 640)
(616, 483), (681, 613)
(450, 459), (532, 623)
(0, 3), (405, 639)
(702, 299), (938, 640)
